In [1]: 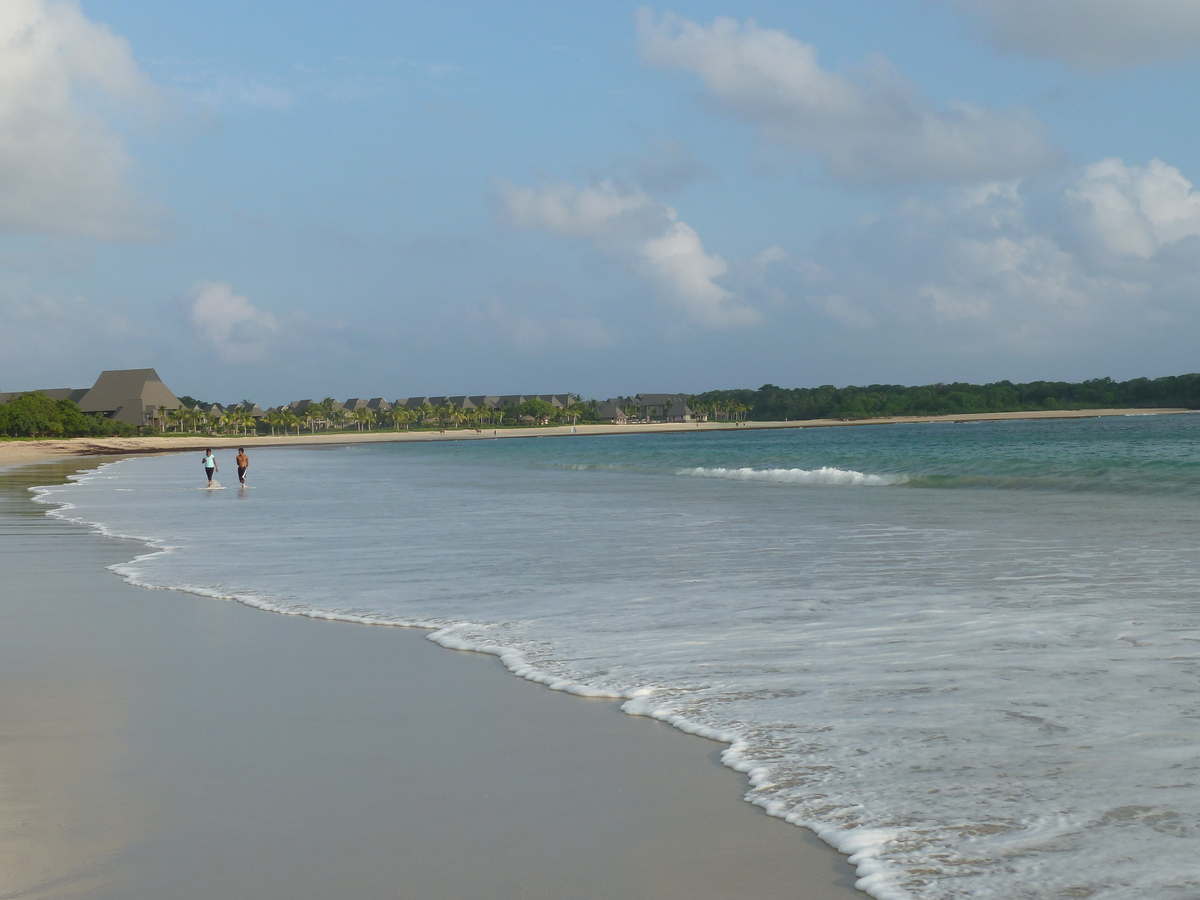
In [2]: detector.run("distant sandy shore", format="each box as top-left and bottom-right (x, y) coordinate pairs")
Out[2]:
(1, 406), (1192, 469)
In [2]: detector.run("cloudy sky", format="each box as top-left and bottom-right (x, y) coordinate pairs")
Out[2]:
(3, 0), (1200, 403)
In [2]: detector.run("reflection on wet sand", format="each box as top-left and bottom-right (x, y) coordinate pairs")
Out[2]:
(0, 671), (142, 899)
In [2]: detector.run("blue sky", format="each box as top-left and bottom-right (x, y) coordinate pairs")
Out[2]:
(3, 0), (1200, 404)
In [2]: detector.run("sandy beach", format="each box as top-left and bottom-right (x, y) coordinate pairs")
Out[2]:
(3, 407), (1193, 898)
(1, 459), (864, 899)
(0, 406), (1191, 469)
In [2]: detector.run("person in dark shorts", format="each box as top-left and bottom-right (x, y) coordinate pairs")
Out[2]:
(202, 449), (217, 484)
(235, 447), (249, 485)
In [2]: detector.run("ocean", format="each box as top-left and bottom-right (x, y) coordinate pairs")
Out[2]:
(33, 415), (1200, 900)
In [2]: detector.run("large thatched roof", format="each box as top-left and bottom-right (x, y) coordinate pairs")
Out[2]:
(78, 368), (182, 425)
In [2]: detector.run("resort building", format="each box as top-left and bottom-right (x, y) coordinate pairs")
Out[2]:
(392, 394), (574, 412)
(225, 402), (266, 420)
(629, 393), (692, 421)
(596, 394), (693, 423)
(596, 400), (628, 424)
(2, 368), (183, 428)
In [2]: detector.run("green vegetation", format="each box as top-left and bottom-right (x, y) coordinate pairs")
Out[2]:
(10, 374), (1198, 441)
(152, 395), (598, 437)
(0, 392), (139, 438)
(691, 374), (1200, 422)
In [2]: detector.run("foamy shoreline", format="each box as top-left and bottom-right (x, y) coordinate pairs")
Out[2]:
(1, 460), (865, 899)
(1, 406), (1191, 469)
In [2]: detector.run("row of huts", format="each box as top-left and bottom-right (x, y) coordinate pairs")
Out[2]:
(2, 368), (699, 428)
(288, 394), (572, 416)
(282, 393), (696, 424)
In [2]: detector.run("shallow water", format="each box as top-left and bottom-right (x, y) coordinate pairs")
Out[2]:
(34, 415), (1200, 899)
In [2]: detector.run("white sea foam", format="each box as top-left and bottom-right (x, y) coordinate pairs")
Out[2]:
(677, 465), (906, 486)
(27, 421), (1200, 900)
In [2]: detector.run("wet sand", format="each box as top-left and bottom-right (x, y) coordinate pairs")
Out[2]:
(0, 460), (865, 900)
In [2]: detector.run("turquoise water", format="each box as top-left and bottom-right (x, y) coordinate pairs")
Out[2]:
(35, 414), (1200, 900)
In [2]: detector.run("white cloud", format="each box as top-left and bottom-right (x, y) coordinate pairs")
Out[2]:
(188, 281), (279, 363)
(501, 179), (663, 239)
(1066, 158), (1200, 259)
(766, 158), (1200, 357)
(498, 179), (760, 329)
(636, 9), (1057, 186)
(0, 0), (160, 239)
(946, 0), (1200, 69)
(640, 220), (760, 328)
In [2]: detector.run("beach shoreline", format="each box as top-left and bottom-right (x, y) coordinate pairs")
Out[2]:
(1, 405), (1192, 470)
(1, 459), (867, 899)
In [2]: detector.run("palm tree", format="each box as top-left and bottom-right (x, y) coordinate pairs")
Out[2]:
(352, 407), (375, 431)
(430, 402), (449, 429)
(311, 397), (333, 431)
(564, 401), (586, 425)
(264, 409), (286, 436)
(417, 402), (435, 427)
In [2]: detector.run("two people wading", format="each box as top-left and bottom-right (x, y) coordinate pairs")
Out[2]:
(202, 448), (249, 487)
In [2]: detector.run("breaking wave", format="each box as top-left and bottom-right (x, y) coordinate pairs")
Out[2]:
(676, 466), (906, 486)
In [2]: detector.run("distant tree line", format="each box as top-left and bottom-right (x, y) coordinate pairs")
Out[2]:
(169, 395), (598, 436)
(9, 374), (1200, 439)
(691, 374), (1200, 422)
(0, 392), (139, 438)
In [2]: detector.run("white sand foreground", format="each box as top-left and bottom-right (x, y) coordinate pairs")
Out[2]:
(0, 459), (864, 900)
(0, 406), (1192, 469)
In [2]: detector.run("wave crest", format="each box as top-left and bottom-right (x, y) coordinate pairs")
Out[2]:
(677, 466), (906, 486)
